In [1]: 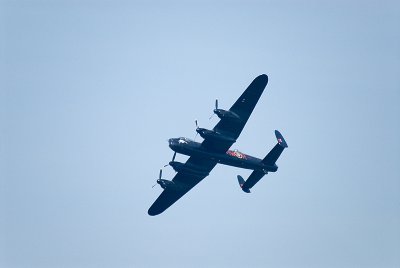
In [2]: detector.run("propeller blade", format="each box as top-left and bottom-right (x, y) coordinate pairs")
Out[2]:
(153, 169), (163, 188)
(194, 120), (199, 140)
(209, 99), (218, 119)
(164, 152), (177, 167)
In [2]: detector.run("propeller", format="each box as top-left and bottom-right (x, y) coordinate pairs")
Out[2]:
(194, 119), (199, 140)
(152, 169), (163, 188)
(164, 151), (177, 167)
(209, 99), (218, 119)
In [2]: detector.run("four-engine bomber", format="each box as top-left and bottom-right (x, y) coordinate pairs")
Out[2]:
(148, 74), (288, 216)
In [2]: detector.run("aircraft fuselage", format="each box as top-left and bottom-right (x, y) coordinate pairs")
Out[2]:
(168, 137), (278, 173)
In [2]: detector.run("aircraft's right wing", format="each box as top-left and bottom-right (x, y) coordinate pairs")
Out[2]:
(201, 74), (268, 153)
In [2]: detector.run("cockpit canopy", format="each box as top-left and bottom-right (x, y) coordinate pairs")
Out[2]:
(178, 137), (194, 143)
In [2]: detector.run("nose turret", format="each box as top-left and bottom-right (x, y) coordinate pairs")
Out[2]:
(168, 138), (177, 150)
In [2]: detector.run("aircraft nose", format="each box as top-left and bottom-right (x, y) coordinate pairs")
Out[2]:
(168, 138), (179, 151)
(168, 138), (175, 147)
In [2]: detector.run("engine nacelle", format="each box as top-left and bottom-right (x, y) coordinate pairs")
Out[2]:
(156, 179), (187, 191)
(261, 164), (278, 173)
(214, 109), (240, 121)
(196, 128), (236, 143)
(169, 161), (210, 177)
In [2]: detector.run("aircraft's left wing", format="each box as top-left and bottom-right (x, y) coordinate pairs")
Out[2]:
(148, 157), (217, 216)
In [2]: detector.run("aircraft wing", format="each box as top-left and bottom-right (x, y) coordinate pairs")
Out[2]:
(148, 157), (217, 216)
(201, 74), (268, 153)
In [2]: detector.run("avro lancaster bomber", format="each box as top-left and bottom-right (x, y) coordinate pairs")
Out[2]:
(148, 74), (288, 216)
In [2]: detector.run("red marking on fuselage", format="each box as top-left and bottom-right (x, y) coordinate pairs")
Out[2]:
(226, 150), (247, 159)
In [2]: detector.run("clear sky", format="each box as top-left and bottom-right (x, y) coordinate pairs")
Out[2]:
(1, 0), (399, 267)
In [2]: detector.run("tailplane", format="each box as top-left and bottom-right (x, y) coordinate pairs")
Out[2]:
(237, 175), (251, 193)
(262, 130), (288, 166)
(238, 171), (265, 193)
(238, 130), (288, 192)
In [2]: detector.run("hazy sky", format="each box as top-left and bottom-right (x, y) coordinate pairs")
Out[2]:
(1, 0), (399, 267)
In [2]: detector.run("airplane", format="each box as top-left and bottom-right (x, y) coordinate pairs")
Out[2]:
(148, 74), (288, 216)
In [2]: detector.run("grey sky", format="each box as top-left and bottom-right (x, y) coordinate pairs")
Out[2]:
(1, 0), (400, 267)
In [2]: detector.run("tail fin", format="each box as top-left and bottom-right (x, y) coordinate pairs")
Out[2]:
(237, 175), (251, 193)
(262, 130), (288, 166)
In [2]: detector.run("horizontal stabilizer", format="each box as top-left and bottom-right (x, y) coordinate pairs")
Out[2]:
(240, 170), (266, 192)
(237, 131), (288, 192)
(263, 130), (288, 166)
